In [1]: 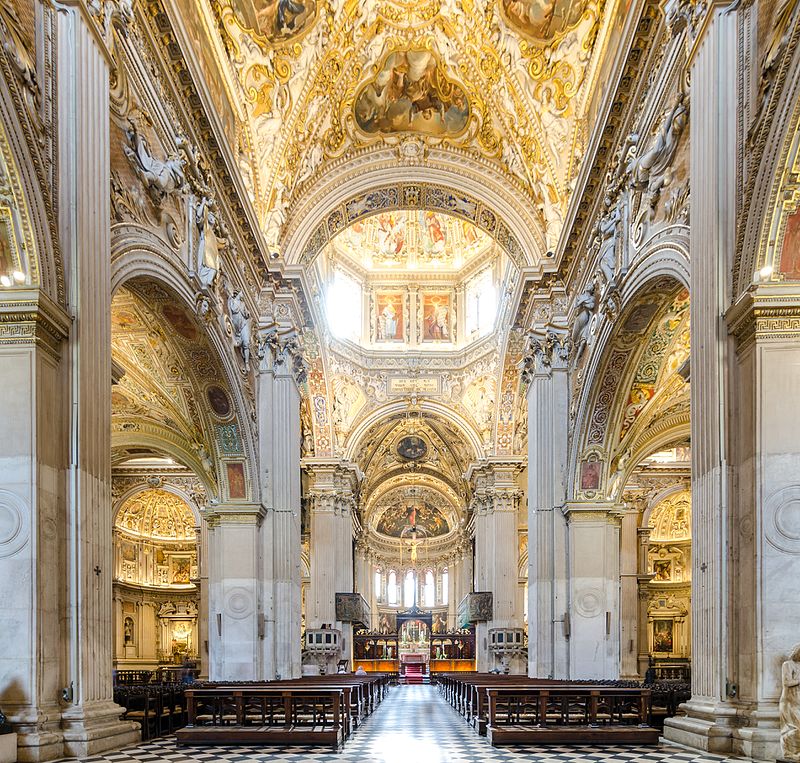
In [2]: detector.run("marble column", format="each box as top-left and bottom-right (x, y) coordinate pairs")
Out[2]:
(55, 3), (139, 758)
(722, 286), (800, 761)
(258, 336), (303, 680)
(304, 460), (360, 668)
(663, 4), (740, 753)
(205, 505), (264, 680)
(523, 329), (570, 678)
(0, 293), (69, 761)
(636, 527), (654, 677)
(562, 504), (621, 679)
(619, 508), (641, 679)
(469, 460), (525, 672)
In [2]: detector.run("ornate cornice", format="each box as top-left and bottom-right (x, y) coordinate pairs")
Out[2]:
(0, 287), (70, 358)
(726, 285), (800, 351)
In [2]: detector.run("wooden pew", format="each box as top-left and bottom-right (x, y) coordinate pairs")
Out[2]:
(177, 687), (345, 749)
(486, 685), (658, 746)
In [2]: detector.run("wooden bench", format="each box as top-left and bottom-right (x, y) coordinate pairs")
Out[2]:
(177, 687), (345, 749)
(486, 686), (659, 746)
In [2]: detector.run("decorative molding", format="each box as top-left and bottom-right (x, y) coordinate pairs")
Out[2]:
(0, 288), (71, 358)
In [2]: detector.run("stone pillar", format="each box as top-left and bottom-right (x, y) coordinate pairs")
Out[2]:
(723, 287), (800, 760)
(563, 505), (621, 679)
(636, 527), (654, 677)
(55, 3), (139, 758)
(469, 460), (525, 672)
(0, 294), (70, 762)
(522, 329), (570, 678)
(205, 506), (263, 680)
(259, 335), (303, 680)
(195, 522), (209, 679)
(619, 508), (640, 679)
(663, 4), (739, 753)
(304, 460), (360, 668)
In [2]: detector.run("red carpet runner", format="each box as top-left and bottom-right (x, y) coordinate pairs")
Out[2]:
(404, 664), (425, 684)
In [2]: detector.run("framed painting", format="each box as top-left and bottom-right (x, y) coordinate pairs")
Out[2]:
(580, 459), (602, 491)
(653, 619), (674, 653)
(375, 291), (404, 342)
(226, 462), (246, 499)
(421, 292), (452, 342)
(780, 207), (800, 280)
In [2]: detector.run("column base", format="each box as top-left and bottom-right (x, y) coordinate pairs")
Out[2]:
(60, 700), (140, 760)
(662, 699), (738, 754)
(9, 706), (66, 763)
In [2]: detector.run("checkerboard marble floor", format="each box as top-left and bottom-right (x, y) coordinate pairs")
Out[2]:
(77, 684), (747, 763)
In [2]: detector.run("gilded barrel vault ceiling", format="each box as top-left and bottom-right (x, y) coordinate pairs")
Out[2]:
(182, 0), (621, 254)
(111, 280), (245, 488)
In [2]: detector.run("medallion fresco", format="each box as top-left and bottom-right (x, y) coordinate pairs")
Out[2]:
(501, 0), (589, 42)
(354, 48), (470, 137)
(376, 502), (450, 538)
(230, 0), (317, 44)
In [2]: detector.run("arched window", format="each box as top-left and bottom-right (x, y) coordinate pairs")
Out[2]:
(424, 570), (435, 607)
(388, 571), (397, 605)
(403, 570), (416, 608)
(441, 568), (449, 605)
(374, 569), (382, 602)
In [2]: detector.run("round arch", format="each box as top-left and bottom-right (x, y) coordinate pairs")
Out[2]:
(110, 267), (258, 503)
(281, 153), (549, 270)
(112, 481), (205, 528)
(567, 272), (689, 502)
(344, 399), (485, 464)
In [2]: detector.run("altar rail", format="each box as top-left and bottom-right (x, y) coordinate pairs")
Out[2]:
(176, 675), (389, 749)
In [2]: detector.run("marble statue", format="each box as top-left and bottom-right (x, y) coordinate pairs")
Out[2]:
(228, 290), (253, 371)
(780, 644), (800, 761)
(123, 122), (186, 206)
(194, 196), (220, 291)
(598, 202), (622, 288)
(626, 93), (688, 209)
(570, 281), (596, 360)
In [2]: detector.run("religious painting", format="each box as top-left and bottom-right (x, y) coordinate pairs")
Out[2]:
(375, 214), (406, 265)
(422, 211), (447, 262)
(421, 292), (452, 342)
(206, 385), (231, 418)
(652, 560), (672, 582)
(226, 462), (246, 499)
(230, 0), (317, 44)
(653, 619), (674, 653)
(375, 291), (404, 342)
(378, 612), (397, 635)
(354, 47), (470, 137)
(580, 459), (601, 491)
(396, 435), (427, 461)
(501, 0), (588, 42)
(619, 383), (655, 440)
(376, 502), (449, 538)
(621, 300), (660, 334)
(161, 303), (199, 341)
(780, 207), (800, 280)
(0, 208), (18, 276)
(171, 556), (192, 584)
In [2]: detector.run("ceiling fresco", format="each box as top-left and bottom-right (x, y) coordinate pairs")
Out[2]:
(202, 0), (618, 253)
(115, 488), (197, 540)
(111, 280), (243, 485)
(376, 500), (451, 537)
(330, 209), (492, 272)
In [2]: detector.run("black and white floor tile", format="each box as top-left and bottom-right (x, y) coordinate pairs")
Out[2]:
(77, 685), (747, 763)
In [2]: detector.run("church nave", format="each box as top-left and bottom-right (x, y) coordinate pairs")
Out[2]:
(78, 686), (740, 763)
